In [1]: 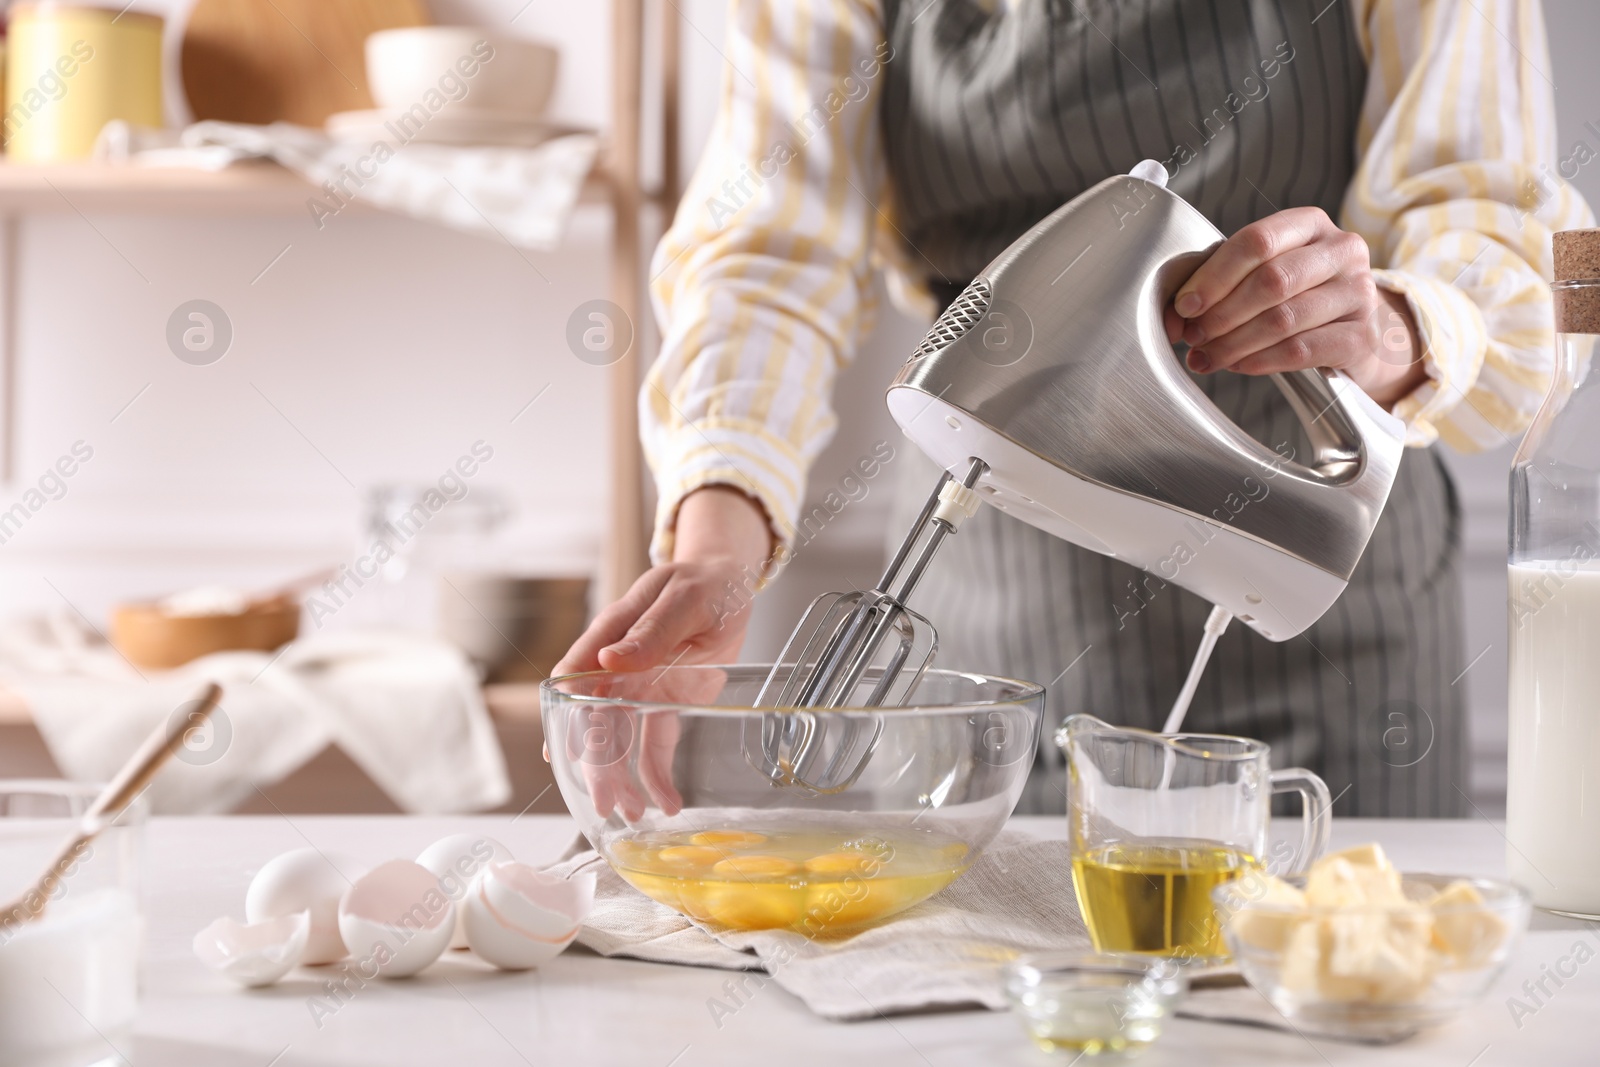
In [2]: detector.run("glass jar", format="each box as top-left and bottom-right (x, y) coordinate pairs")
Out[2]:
(0, 781), (146, 1066)
(1507, 234), (1600, 918)
(6, 5), (164, 162)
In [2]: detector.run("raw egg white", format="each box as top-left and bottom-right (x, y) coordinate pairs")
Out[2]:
(416, 834), (515, 949)
(192, 911), (310, 987)
(245, 849), (361, 965)
(463, 862), (595, 970)
(337, 859), (455, 978)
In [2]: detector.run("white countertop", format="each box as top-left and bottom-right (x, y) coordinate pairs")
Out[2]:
(119, 815), (1593, 1066)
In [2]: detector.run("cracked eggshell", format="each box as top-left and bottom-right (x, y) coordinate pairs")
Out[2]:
(337, 859), (456, 978)
(463, 862), (595, 970)
(416, 834), (515, 949)
(245, 848), (363, 965)
(193, 911), (310, 987)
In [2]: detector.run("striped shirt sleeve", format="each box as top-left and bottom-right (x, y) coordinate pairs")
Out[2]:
(1344, 0), (1594, 451)
(643, 0), (888, 562)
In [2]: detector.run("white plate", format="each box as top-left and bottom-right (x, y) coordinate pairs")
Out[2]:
(325, 108), (589, 149)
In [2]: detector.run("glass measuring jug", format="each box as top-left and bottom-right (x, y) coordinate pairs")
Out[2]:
(1056, 715), (1331, 964)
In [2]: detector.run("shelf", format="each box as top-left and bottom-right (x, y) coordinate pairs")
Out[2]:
(0, 158), (623, 216)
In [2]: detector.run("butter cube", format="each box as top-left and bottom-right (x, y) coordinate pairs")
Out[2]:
(1281, 921), (1322, 995)
(1304, 857), (1357, 907)
(1229, 876), (1307, 952)
(1324, 905), (1434, 1003)
(1320, 843), (1393, 870)
(1305, 858), (1367, 908)
(1429, 880), (1508, 967)
(1281, 909), (1434, 1005)
(1306, 856), (1405, 909)
(1282, 916), (1382, 1003)
(1352, 864), (1407, 906)
(1378, 907), (1438, 1002)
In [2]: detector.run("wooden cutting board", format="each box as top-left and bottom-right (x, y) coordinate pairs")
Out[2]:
(182, 0), (430, 127)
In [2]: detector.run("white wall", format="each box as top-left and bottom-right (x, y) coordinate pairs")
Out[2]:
(3, 1), (1597, 813)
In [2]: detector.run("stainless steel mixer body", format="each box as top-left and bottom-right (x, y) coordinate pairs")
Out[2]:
(886, 171), (1406, 641)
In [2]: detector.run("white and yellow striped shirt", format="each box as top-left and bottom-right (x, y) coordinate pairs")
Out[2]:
(644, 0), (1592, 561)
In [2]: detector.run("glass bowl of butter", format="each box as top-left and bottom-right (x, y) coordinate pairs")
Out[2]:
(1212, 844), (1530, 1041)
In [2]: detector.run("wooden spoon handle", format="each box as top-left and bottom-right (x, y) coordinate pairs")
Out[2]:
(28, 830), (92, 912)
(1, 682), (223, 929)
(85, 682), (223, 827)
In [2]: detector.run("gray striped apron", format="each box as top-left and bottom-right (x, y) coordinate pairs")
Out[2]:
(879, 0), (1467, 817)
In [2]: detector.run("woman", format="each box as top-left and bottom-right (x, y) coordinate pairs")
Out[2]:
(558, 0), (1590, 817)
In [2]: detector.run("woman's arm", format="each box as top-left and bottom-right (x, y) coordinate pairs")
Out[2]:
(1170, 0), (1592, 446)
(552, 4), (889, 817)
(644, 0), (891, 563)
(557, 1), (890, 677)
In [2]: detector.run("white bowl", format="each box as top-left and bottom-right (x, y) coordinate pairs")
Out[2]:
(365, 27), (559, 118)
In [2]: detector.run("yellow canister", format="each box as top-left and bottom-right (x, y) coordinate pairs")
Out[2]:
(5, 5), (163, 162)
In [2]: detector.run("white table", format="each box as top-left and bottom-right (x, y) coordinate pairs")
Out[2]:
(119, 815), (1593, 1066)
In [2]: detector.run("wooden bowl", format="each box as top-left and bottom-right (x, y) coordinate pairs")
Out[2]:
(111, 597), (301, 670)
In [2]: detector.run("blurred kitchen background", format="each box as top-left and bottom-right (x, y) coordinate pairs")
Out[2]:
(0, 0), (1592, 818)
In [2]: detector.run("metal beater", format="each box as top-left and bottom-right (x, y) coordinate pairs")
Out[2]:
(744, 457), (986, 792)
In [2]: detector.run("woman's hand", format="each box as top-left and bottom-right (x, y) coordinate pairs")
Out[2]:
(1167, 206), (1429, 409)
(554, 486), (774, 677)
(549, 486), (773, 822)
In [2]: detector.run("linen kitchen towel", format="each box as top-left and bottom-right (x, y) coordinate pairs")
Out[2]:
(550, 832), (1389, 1039)
(547, 831), (1094, 1021)
(94, 120), (598, 251)
(0, 616), (510, 814)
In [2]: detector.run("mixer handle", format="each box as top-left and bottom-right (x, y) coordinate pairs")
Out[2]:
(1266, 368), (1375, 485)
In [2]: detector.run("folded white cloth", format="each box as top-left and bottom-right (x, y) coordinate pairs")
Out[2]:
(94, 120), (599, 250)
(548, 829), (1302, 1035)
(0, 617), (510, 815)
(547, 831), (1093, 1021)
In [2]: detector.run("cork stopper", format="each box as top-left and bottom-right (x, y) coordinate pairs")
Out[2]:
(1554, 229), (1600, 334)
(1555, 230), (1600, 282)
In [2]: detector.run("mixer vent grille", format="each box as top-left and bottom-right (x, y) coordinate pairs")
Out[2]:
(908, 279), (991, 361)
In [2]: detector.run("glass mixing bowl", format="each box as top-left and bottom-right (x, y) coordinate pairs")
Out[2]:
(542, 665), (1045, 934)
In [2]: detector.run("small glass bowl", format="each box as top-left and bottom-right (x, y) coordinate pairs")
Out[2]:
(1001, 953), (1189, 1057)
(1213, 872), (1531, 1041)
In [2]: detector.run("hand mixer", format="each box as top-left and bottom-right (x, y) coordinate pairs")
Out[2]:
(749, 160), (1407, 791)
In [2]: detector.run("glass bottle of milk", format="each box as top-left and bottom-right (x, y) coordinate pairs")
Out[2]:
(1508, 228), (1600, 917)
